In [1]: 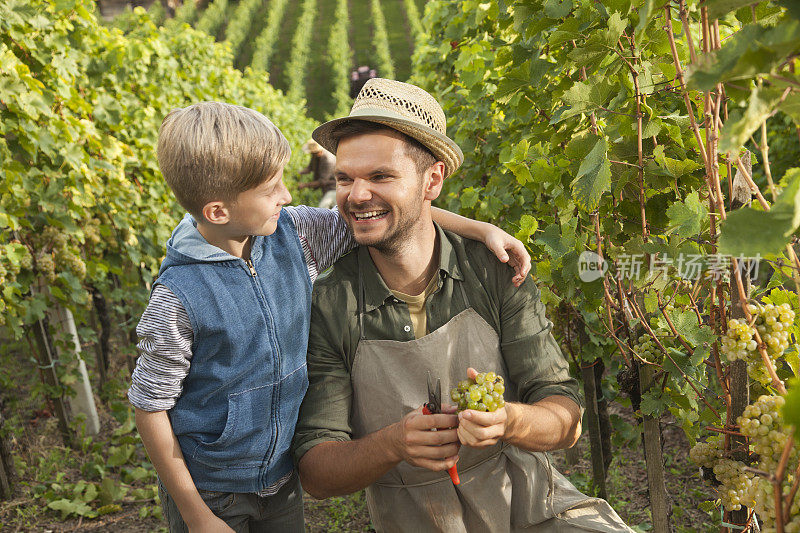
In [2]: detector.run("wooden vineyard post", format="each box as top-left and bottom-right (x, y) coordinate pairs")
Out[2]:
(47, 305), (101, 436)
(638, 361), (672, 533)
(727, 155), (753, 529)
(31, 318), (73, 447)
(0, 395), (14, 500)
(578, 321), (608, 499)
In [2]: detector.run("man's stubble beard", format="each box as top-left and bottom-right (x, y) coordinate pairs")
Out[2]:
(348, 194), (426, 257)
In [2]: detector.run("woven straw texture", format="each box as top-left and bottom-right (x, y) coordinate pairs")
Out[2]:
(313, 79), (464, 177)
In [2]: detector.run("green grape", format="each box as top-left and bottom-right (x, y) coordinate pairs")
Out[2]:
(451, 370), (507, 412)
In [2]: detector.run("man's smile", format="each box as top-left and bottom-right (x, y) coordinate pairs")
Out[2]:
(352, 210), (389, 222)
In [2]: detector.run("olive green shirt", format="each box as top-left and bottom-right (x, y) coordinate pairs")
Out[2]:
(292, 225), (581, 463)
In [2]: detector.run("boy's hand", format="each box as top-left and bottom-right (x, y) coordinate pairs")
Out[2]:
(484, 229), (531, 287)
(188, 512), (235, 533)
(388, 406), (460, 472)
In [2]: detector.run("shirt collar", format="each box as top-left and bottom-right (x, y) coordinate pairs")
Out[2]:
(357, 223), (464, 313)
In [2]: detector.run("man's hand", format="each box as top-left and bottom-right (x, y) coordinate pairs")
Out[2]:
(457, 407), (508, 448)
(483, 228), (531, 287)
(457, 366), (507, 448)
(389, 406), (460, 471)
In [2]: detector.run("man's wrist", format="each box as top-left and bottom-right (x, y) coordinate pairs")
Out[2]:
(501, 402), (520, 442)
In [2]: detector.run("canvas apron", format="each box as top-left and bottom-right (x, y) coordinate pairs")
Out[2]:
(350, 263), (632, 533)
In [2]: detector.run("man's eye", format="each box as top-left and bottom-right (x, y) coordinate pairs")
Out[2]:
(336, 176), (352, 183)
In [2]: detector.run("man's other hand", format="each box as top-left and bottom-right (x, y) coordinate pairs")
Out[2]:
(457, 407), (507, 449)
(483, 228), (531, 287)
(389, 406), (460, 472)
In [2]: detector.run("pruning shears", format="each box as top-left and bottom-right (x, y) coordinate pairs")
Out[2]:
(422, 371), (460, 485)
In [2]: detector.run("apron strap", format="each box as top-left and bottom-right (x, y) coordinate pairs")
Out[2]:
(357, 256), (366, 341)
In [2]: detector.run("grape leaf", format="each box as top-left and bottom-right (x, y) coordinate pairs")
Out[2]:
(571, 137), (611, 212)
(719, 168), (800, 256)
(666, 191), (709, 238)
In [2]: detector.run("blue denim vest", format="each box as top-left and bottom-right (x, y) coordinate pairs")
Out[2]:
(154, 213), (311, 492)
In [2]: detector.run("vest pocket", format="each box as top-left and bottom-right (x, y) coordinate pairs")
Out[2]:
(192, 384), (275, 468)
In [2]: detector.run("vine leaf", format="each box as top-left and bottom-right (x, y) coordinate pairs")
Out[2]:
(515, 214), (539, 243)
(782, 377), (800, 441)
(571, 136), (611, 212)
(687, 19), (800, 91)
(557, 80), (614, 122)
(705, 0), (760, 20)
(666, 191), (708, 238)
(719, 168), (800, 256)
(719, 87), (782, 156)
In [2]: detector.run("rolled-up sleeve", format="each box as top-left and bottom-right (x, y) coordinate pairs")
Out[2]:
(291, 288), (354, 464)
(498, 276), (582, 408)
(127, 285), (193, 412)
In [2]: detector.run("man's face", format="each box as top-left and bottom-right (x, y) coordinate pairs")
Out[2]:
(226, 168), (292, 237)
(334, 132), (429, 252)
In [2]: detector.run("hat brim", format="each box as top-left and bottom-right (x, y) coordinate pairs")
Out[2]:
(312, 110), (464, 178)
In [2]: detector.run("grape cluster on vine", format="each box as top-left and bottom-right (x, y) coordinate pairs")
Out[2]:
(721, 303), (795, 384)
(691, 395), (800, 531)
(450, 372), (505, 412)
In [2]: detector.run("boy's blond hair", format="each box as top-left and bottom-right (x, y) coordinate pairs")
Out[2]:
(157, 102), (290, 217)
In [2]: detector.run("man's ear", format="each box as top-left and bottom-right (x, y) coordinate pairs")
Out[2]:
(423, 161), (446, 201)
(201, 200), (232, 225)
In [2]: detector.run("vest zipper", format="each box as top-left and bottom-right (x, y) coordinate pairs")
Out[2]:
(245, 258), (257, 277)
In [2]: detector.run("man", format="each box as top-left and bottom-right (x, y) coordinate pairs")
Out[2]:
(292, 79), (631, 532)
(298, 139), (336, 209)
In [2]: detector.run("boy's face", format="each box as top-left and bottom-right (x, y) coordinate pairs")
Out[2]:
(226, 168), (292, 237)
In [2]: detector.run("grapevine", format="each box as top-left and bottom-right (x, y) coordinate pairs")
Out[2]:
(369, 0), (395, 79)
(284, 0), (317, 101)
(195, 0), (228, 37)
(250, 0), (289, 73)
(222, 0), (262, 57)
(326, 0), (353, 117)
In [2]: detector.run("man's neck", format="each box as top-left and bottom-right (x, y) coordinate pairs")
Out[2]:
(368, 222), (439, 296)
(196, 221), (251, 259)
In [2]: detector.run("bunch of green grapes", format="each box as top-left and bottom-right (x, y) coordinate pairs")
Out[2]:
(689, 435), (723, 468)
(690, 435), (754, 511)
(632, 334), (661, 364)
(738, 395), (795, 472)
(737, 395), (800, 531)
(32, 226), (88, 283)
(450, 372), (505, 412)
(721, 303), (795, 383)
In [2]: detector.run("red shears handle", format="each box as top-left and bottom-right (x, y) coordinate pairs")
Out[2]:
(422, 405), (460, 485)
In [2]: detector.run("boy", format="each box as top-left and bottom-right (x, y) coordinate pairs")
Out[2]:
(128, 101), (530, 532)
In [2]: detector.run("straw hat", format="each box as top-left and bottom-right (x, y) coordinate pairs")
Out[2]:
(312, 79), (464, 177)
